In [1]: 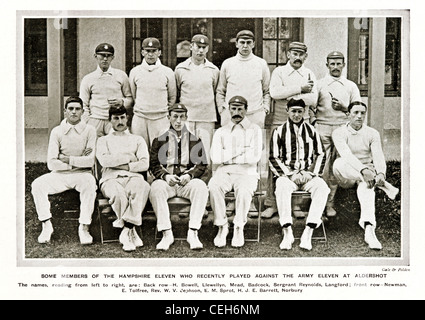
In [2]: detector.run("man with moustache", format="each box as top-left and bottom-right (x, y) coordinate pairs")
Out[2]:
(332, 101), (399, 250)
(261, 41), (318, 219)
(31, 96), (97, 245)
(215, 29), (270, 214)
(215, 30), (270, 128)
(269, 98), (328, 251)
(96, 105), (150, 252)
(175, 34), (220, 170)
(314, 51), (361, 217)
(149, 103), (209, 251)
(79, 43), (133, 137)
(129, 37), (177, 148)
(208, 96), (263, 248)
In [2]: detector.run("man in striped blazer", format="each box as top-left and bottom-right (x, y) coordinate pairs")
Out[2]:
(269, 98), (329, 251)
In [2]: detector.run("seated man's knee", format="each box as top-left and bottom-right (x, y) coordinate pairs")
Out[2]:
(81, 175), (97, 192)
(190, 178), (208, 191)
(150, 179), (167, 191)
(275, 176), (292, 189)
(332, 158), (345, 175)
(208, 177), (221, 192)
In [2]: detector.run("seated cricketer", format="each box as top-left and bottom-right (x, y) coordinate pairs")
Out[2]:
(96, 105), (150, 252)
(149, 103), (209, 251)
(269, 98), (329, 251)
(332, 101), (399, 250)
(208, 95), (263, 248)
(31, 96), (97, 245)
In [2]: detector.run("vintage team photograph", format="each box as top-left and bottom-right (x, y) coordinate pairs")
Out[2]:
(18, 10), (408, 264)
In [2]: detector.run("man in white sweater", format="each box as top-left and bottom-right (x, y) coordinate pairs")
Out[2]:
(215, 30), (270, 128)
(129, 37), (176, 149)
(175, 34), (220, 168)
(31, 97), (97, 245)
(215, 30), (270, 214)
(96, 105), (151, 252)
(79, 43), (133, 137)
(315, 51), (361, 217)
(332, 101), (399, 250)
(262, 41), (318, 219)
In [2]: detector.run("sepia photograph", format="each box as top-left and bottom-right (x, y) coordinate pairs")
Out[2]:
(3, 0), (423, 301)
(19, 10), (406, 264)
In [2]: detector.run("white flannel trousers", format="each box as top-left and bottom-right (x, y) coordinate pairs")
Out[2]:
(208, 172), (258, 228)
(332, 157), (377, 228)
(31, 172), (97, 225)
(275, 176), (329, 227)
(149, 178), (209, 231)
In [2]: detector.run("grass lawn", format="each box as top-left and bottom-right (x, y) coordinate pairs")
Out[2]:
(22, 161), (402, 260)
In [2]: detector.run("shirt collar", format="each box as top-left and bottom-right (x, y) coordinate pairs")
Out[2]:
(181, 57), (216, 69)
(285, 64), (308, 77)
(110, 128), (131, 136)
(325, 74), (346, 86)
(345, 122), (364, 135)
(228, 117), (252, 131)
(61, 119), (87, 135)
(142, 59), (162, 70)
(96, 66), (114, 75)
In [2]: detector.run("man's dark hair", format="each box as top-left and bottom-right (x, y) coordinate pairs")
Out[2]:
(348, 101), (368, 113)
(109, 105), (127, 120)
(65, 96), (83, 109)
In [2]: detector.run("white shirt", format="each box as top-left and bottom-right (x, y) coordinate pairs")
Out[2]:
(210, 117), (262, 178)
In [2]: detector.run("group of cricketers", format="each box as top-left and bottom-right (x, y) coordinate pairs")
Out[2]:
(31, 29), (399, 253)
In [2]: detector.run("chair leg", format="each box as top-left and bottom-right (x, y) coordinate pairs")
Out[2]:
(321, 220), (327, 243)
(97, 206), (105, 244)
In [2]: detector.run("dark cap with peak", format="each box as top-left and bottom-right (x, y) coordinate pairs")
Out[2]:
(168, 103), (188, 113)
(95, 43), (114, 55)
(236, 30), (255, 40)
(142, 37), (161, 49)
(228, 95), (248, 107)
(191, 34), (209, 46)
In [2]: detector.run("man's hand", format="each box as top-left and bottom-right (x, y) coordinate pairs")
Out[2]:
(82, 148), (93, 156)
(361, 168), (376, 188)
(107, 97), (124, 107)
(299, 170), (314, 184)
(178, 174), (191, 186)
(59, 154), (70, 164)
(165, 174), (181, 187)
(374, 173), (386, 187)
(290, 172), (303, 185)
(331, 97), (347, 112)
(301, 80), (314, 93)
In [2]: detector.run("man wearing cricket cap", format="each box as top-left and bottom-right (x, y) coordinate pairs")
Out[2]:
(149, 103), (209, 251)
(175, 34), (220, 176)
(216, 30), (270, 128)
(79, 42), (133, 137)
(314, 50), (361, 217)
(269, 98), (328, 251)
(209, 95), (263, 248)
(129, 37), (176, 149)
(262, 41), (318, 219)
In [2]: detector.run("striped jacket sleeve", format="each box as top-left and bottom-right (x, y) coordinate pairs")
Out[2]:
(306, 123), (326, 175)
(268, 125), (293, 177)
